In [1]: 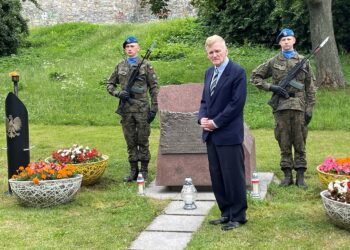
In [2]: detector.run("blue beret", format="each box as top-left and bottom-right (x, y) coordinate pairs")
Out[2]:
(276, 28), (294, 42)
(123, 35), (138, 48)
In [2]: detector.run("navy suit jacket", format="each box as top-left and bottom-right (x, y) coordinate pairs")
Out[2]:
(198, 60), (247, 145)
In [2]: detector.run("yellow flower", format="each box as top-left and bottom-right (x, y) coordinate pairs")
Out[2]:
(9, 71), (19, 77)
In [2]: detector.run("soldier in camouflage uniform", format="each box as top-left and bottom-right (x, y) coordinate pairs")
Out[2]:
(107, 35), (158, 182)
(251, 28), (316, 188)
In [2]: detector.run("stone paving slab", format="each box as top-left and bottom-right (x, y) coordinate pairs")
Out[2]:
(129, 172), (274, 249)
(128, 231), (192, 250)
(146, 172), (273, 201)
(146, 214), (205, 232)
(145, 181), (216, 201)
(164, 201), (215, 215)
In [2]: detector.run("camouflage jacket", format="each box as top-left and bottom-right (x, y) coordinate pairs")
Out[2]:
(251, 52), (316, 113)
(107, 58), (158, 113)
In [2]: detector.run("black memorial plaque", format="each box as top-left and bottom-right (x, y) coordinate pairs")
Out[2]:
(5, 92), (30, 186)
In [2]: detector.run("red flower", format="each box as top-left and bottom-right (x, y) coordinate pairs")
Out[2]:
(51, 144), (103, 164)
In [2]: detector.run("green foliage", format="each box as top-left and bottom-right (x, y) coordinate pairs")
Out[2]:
(333, 0), (350, 52)
(152, 44), (188, 61)
(49, 71), (68, 81)
(0, 20), (349, 128)
(140, 0), (170, 18)
(0, 0), (28, 56)
(192, 0), (350, 51)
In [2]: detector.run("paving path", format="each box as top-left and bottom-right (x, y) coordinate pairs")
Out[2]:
(129, 172), (273, 250)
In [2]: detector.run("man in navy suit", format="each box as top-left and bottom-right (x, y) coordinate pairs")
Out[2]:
(198, 35), (247, 231)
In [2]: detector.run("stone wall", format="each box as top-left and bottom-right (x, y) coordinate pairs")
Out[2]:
(21, 0), (196, 26)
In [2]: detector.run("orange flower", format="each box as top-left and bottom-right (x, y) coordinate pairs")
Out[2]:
(25, 167), (34, 177)
(11, 161), (76, 182)
(32, 177), (40, 185)
(336, 157), (350, 165)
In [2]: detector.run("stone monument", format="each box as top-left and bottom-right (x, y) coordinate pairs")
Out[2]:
(156, 83), (256, 187)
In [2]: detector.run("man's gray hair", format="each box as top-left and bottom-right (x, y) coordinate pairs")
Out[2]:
(205, 35), (227, 50)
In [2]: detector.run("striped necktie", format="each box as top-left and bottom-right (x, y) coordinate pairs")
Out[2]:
(210, 68), (219, 96)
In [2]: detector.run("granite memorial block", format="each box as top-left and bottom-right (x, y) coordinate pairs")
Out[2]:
(156, 83), (256, 186)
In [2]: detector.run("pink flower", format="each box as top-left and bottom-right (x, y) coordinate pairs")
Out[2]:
(319, 156), (350, 176)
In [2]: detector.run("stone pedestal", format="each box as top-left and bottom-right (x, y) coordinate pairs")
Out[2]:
(156, 84), (256, 187)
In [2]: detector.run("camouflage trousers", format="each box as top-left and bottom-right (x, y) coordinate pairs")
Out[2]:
(274, 109), (308, 170)
(121, 112), (151, 162)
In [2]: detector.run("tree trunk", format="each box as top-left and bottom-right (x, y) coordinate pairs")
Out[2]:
(307, 0), (346, 88)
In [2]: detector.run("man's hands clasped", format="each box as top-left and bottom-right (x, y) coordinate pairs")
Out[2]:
(200, 118), (216, 132)
(115, 90), (130, 101)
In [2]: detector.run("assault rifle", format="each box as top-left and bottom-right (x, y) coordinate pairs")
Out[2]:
(268, 36), (329, 110)
(116, 41), (156, 115)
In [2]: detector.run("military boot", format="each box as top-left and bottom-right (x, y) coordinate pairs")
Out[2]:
(140, 160), (149, 181)
(279, 168), (293, 187)
(123, 161), (139, 182)
(296, 168), (308, 189)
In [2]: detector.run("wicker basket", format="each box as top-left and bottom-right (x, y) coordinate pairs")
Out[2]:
(9, 174), (82, 208)
(320, 190), (350, 230)
(46, 155), (109, 186)
(316, 165), (349, 188)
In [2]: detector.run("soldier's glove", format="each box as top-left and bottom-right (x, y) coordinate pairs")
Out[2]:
(269, 85), (289, 99)
(305, 111), (312, 126)
(147, 111), (157, 124)
(115, 90), (130, 101)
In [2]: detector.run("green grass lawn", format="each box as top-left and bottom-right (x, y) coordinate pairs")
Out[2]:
(0, 125), (166, 249)
(1, 126), (349, 249)
(0, 19), (350, 249)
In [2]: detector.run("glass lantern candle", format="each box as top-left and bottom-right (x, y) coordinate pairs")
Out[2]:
(136, 173), (145, 196)
(181, 177), (197, 210)
(251, 172), (261, 199)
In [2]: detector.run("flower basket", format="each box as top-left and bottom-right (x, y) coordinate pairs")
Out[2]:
(9, 174), (82, 208)
(48, 145), (109, 186)
(320, 190), (350, 230)
(46, 155), (109, 186)
(317, 165), (349, 188)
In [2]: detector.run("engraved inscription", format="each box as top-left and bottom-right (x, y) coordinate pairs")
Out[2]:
(160, 111), (207, 154)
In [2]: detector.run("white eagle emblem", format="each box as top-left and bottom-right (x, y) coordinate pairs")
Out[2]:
(6, 115), (22, 138)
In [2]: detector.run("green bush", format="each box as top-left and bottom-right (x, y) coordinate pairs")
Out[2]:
(151, 44), (190, 61)
(0, 0), (28, 56)
(333, 0), (350, 52)
(192, 0), (350, 51)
